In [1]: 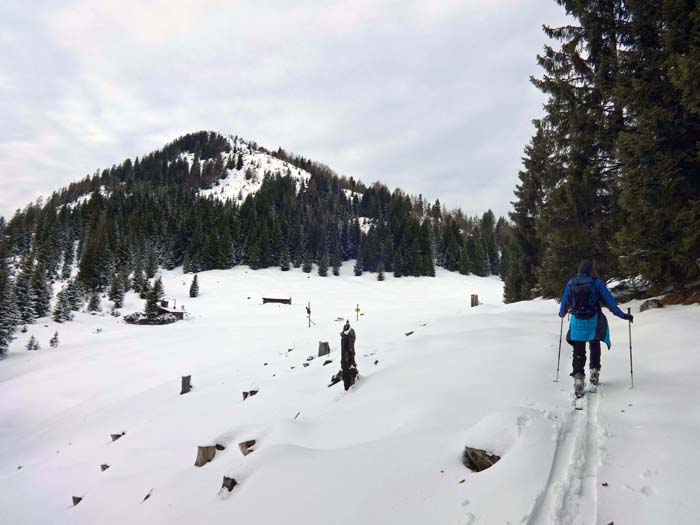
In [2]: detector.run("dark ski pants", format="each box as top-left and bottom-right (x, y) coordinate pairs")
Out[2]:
(571, 340), (601, 377)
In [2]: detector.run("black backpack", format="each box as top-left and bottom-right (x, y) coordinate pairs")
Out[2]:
(568, 275), (598, 319)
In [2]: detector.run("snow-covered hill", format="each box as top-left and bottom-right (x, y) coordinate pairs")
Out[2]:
(197, 136), (312, 203)
(0, 267), (698, 524)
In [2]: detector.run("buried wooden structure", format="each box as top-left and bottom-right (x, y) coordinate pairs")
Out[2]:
(100, 464), (110, 472)
(195, 445), (217, 467)
(262, 297), (292, 305)
(180, 375), (192, 395)
(462, 446), (500, 472)
(242, 390), (259, 400)
(221, 476), (237, 492)
(72, 496), (82, 506)
(111, 432), (126, 442)
(238, 440), (256, 456)
(470, 294), (479, 307)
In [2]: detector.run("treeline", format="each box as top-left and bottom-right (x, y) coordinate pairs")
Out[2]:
(503, 0), (700, 302)
(0, 131), (505, 354)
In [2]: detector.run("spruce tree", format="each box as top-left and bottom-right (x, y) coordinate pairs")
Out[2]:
(87, 291), (102, 313)
(14, 258), (36, 324)
(189, 274), (199, 297)
(31, 262), (52, 319)
(145, 277), (164, 320)
(0, 283), (20, 356)
(52, 290), (72, 323)
(108, 276), (125, 308)
(26, 335), (39, 351)
(317, 253), (328, 277)
(302, 250), (312, 273)
(50, 331), (59, 348)
(377, 263), (385, 281)
(279, 246), (291, 271)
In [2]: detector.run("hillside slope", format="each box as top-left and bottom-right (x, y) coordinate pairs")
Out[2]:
(1, 267), (697, 524)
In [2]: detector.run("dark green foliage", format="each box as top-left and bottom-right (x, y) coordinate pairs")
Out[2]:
(52, 290), (71, 323)
(506, 1), (700, 299)
(50, 331), (59, 348)
(318, 253), (328, 277)
(145, 277), (164, 320)
(30, 262), (52, 318)
(302, 250), (312, 273)
(0, 280), (20, 355)
(14, 258), (36, 324)
(26, 335), (40, 351)
(279, 246), (291, 271)
(377, 263), (385, 281)
(65, 280), (84, 311)
(189, 274), (199, 297)
(108, 275), (125, 308)
(87, 291), (101, 313)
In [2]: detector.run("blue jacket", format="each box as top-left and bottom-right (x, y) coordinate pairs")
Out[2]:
(559, 276), (626, 320)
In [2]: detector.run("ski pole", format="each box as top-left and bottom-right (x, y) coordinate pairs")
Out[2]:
(628, 307), (634, 388)
(554, 315), (564, 382)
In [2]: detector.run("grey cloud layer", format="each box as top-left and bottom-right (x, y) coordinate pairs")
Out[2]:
(0, 0), (568, 218)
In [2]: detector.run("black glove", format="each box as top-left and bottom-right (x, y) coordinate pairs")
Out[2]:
(624, 313), (634, 323)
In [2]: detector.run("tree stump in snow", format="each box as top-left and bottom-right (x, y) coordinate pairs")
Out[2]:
(221, 476), (237, 492)
(640, 299), (663, 312)
(462, 446), (500, 472)
(318, 341), (330, 357)
(72, 496), (82, 506)
(471, 294), (479, 307)
(238, 440), (256, 456)
(195, 445), (217, 467)
(180, 375), (192, 395)
(215, 443), (226, 451)
(328, 371), (342, 387)
(242, 389), (259, 400)
(111, 432), (125, 442)
(100, 464), (110, 472)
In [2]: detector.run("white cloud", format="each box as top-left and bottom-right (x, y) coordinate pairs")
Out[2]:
(0, 0), (570, 218)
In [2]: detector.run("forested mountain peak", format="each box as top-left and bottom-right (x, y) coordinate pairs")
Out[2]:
(0, 131), (505, 352)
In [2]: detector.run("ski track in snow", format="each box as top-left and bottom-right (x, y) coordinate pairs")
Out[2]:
(528, 389), (603, 525)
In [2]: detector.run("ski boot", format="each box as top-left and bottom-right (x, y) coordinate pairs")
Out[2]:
(589, 368), (599, 393)
(573, 373), (585, 399)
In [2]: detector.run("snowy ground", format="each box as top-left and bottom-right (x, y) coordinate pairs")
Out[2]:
(0, 266), (698, 524)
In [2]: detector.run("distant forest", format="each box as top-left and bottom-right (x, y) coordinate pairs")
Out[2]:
(503, 0), (700, 302)
(0, 130), (506, 353)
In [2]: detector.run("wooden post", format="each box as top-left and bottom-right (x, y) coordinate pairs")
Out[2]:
(194, 445), (217, 467)
(111, 432), (125, 442)
(221, 476), (237, 492)
(72, 496), (82, 506)
(471, 294), (479, 307)
(100, 464), (110, 472)
(180, 375), (192, 395)
(318, 341), (330, 357)
(355, 304), (360, 321)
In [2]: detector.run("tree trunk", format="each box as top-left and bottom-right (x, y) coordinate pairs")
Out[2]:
(194, 445), (216, 467)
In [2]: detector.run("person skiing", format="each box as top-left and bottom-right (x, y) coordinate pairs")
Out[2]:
(340, 320), (358, 391)
(559, 260), (633, 397)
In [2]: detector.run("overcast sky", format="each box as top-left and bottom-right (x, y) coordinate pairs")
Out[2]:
(0, 0), (569, 220)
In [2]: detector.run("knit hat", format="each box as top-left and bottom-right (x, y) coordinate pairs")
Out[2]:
(578, 260), (593, 275)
